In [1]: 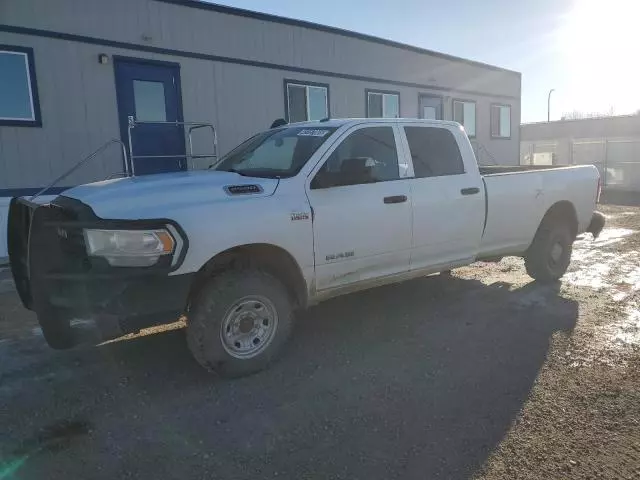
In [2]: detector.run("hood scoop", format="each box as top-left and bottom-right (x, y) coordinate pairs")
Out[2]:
(224, 184), (264, 195)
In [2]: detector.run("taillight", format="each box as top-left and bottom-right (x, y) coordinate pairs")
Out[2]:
(596, 176), (602, 204)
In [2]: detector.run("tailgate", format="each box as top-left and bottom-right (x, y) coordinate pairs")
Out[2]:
(7, 197), (39, 309)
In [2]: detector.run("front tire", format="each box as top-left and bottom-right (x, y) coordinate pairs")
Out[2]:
(524, 221), (573, 282)
(186, 269), (294, 377)
(37, 306), (76, 349)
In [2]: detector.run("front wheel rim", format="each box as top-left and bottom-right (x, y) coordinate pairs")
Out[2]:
(220, 296), (279, 359)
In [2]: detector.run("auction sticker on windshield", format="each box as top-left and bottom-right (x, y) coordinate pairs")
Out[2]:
(297, 129), (331, 137)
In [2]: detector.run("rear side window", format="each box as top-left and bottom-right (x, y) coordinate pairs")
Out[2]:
(404, 126), (464, 178)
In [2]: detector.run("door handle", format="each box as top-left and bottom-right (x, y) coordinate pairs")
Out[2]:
(460, 187), (480, 196)
(383, 195), (408, 204)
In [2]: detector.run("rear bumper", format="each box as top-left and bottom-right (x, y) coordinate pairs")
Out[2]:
(587, 211), (606, 239)
(7, 196), (191, 346)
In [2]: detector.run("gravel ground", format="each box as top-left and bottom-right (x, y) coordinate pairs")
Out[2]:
(0, 204), (639, 479)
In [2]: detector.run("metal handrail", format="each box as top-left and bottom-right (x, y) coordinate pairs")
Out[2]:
(188, 123), (217, 170)
(30, 138), (128, 201)
(127, 118), (217, 173)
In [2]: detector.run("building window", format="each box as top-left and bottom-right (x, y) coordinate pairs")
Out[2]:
(366, 90), (400, 118)
(453, 100), (476, 137)
(284, 80), (329, 123)
(0, 46), (41, 126)
(491, 104), (511, 138)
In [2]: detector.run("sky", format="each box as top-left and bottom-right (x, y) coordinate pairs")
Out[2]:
(210, 0), (640, 123)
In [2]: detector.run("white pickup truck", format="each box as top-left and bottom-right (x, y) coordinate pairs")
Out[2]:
(8, 118), (604, 376)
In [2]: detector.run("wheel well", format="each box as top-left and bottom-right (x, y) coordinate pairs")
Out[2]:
(540, 201), (579, 239)
(187, 244), (308, 309)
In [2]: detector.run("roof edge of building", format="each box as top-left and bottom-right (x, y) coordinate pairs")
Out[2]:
(523, 113), (640, 127)
(154, 0), (521, 76)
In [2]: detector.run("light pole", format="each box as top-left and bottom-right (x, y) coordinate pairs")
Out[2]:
(547, 88), (555, 122)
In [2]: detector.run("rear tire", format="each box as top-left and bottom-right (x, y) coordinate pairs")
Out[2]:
(524, 220), (573, 283)
(186, 269), (294, 377)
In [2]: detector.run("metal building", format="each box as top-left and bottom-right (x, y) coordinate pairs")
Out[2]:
(0, 0), (521, 261)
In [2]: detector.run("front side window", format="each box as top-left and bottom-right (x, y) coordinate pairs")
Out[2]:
(453, 100), (476, 137)
(404, 127), (464, 178)
(0, 46), (40, 126)
(312, 126), (399, 188)
(214, 126), (336, 178)
(367, 91), (400, 118)
(285, 81), (329, 123)
(491, 104), (511, 138)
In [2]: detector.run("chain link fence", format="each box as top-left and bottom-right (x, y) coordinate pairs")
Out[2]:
(521, 137), (640, 191)
(520, 142), (557, 166)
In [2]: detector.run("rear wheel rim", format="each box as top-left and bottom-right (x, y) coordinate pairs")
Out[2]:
(220, 296), (278, 359)
(548, 238), (566, 271)
(550, 242), (564, 263)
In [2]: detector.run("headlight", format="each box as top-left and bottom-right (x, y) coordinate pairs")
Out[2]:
(83, 228), (178, 267)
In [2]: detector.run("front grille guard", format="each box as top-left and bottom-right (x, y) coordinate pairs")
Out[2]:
(7, 197), (38, 309)
(7, 198), (81, 311)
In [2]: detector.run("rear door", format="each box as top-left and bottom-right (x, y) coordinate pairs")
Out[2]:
(306, 124), (412, 291)
(400, 124), (485, 270)
(114, 58), (186, 175)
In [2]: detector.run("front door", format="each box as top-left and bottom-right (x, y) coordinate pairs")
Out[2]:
(419, 94), (443, 120)
(114, 58), (186, 175)
(307, 125), (413, 291)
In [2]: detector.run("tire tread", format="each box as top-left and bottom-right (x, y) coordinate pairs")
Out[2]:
(186, 269), (293, 377)
(524, 219), (572, 282)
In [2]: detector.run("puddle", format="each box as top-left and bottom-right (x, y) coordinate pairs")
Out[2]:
(568, 228), (639, 294)
(604, 211), (637, 220)
(583, 227), (634, 247)
(563, 226), (640, 361)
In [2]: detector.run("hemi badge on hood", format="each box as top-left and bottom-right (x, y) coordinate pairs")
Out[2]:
(291, 212), (310, 221)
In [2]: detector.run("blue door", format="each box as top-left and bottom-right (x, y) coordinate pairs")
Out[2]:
(114, 58), (186, 175)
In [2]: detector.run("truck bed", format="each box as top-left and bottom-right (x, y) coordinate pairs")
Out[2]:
(478, 163), (600, 258)
(479, 165), (569, 175)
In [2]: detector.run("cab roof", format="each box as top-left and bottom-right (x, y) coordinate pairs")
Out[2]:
(286, 118), (462, 129)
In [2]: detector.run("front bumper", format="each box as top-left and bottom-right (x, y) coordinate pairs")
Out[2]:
(7, 196), (191, 347)
(45, 271), (194, 337)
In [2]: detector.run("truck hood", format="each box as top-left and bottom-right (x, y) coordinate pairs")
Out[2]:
(62, 170), (279, 219)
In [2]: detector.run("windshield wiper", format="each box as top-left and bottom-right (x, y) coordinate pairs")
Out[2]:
(219, 168), (252, 177)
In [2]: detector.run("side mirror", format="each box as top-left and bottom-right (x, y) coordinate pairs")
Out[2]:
(311, 170), (332, 189)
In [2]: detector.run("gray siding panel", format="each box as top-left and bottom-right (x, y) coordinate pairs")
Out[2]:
(0, 0), (520, 192)
(2, 0), (520, 98)
(0, 33), (131, 188)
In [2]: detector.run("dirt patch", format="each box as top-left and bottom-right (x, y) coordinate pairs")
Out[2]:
(471, 204), (640, 480)
(0, 204), (638, 479)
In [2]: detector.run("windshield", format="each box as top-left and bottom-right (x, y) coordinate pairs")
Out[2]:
(212, 126), (337, 178)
